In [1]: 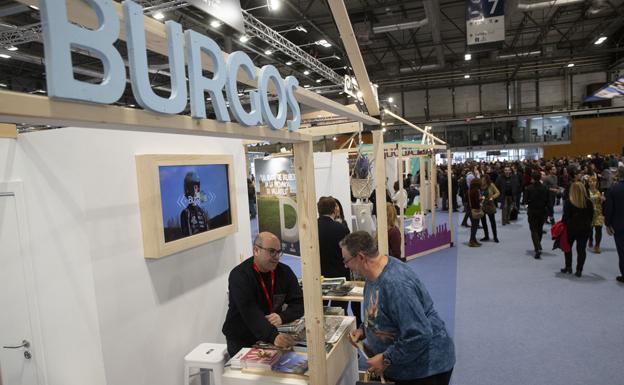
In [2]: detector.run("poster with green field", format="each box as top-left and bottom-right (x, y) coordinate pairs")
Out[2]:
(254, 157), (300, 256)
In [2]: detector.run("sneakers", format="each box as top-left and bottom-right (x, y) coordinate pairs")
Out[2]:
(534, 252), (541, 259)
(560, 267), (572, 274)
(469, 241), (481, 247)
(593, 246), (601, 254)
(616, 276), (624, 283)
(480, 237), (490, 242)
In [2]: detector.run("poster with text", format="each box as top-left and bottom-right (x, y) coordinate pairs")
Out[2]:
(254, 157), (300, 256)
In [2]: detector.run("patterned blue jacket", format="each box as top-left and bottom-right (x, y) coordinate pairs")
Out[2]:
(363, 256), (455, 380)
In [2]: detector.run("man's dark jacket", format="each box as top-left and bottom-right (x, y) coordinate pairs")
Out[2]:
(222, 257), (303, 357)
(525, 182), (549, 217)
(318, 215), (350, 278)
(605, 180), (624, 233)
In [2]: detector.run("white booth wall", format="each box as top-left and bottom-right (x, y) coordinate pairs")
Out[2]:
(0, 128), (252, 385)
(313, 152), (352, 224)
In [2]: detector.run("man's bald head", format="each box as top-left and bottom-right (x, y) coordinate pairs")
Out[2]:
(253, 232), (283, 272)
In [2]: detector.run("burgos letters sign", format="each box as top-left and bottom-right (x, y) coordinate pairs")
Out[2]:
(39, 0), (301, 131)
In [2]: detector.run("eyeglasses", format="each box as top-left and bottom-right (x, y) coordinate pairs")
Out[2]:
(343, 254), (357, 265)
(255, 244), (283, 257)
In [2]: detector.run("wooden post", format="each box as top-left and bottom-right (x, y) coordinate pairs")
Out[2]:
(293, 141), (327, 385)
(0, 123), (17, 138)
(398, 144), (405, 261)
(446, 149), (454, 244)
(373, 130), (388, 256)
(419, 156), (426, 213)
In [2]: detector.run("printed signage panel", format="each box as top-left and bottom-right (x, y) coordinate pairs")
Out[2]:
(466, 0), (505, 45)
(188, 0), (245, 34)
(585, 76), (624, 101)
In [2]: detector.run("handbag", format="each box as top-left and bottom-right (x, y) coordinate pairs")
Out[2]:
(471, 208), (484, 220)
(483, 200), (496, 215)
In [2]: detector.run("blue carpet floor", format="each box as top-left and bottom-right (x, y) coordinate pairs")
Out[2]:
(454, 205), (624, 385)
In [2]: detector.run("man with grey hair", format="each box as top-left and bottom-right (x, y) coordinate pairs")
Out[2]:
(341, 231), (455, 384)
(604, 166), (624, 284)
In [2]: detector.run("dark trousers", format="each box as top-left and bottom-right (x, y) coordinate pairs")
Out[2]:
(470, 215), (479, 242)
(564, 232), (589, 272)
(386, 369), (453, 385)
(615, 231), (624, 276)
(589, 225), (602, 247)
(501, 196), (513, 224)
(480, 212), (497, 239)
(528, 214), (545, 252)
(546, 192), (555, 219)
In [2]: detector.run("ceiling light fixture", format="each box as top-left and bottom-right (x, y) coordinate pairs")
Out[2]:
(6, 46), (18, 52)
(153, 12), (165, 20)
(285, 61), (293, 65)
(0, 54), (11, 59)
(239, 35), (250, 43)
(316, 79), (322, 83)
(268, 0), (281, 11)
(594, 36), (607, 45)
(210, 20), (222, 28)
(303, 70), (310, 75)
(567, 63), (575, 68)
(0, 83), (7, 87)
(464, 53), (471, 61)
(464, 74), (470, 79)
(303, 85), (311, 88)
(29, 5), (39, 10)
(356, 91), (363, 98)
(315, 39), (332, 48)
(264, 49), (273, 55)
(388, 97), (394, 103)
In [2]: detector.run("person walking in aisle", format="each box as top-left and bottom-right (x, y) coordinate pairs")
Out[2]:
(543, 165), (559, 225)
(604, 167), (624, 283)
(480, 175), (500, 243)
(386, 203), (404, 261)
(526, 172), (549, 259)
(495, 166), (519, 225)
(468, 178), (483, 247)
(560, 182), (594, 277)
(460, 169), (475, 227)
(587, 176), (605, 254)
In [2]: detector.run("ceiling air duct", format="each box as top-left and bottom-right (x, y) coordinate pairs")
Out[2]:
(372, 18), (428, 34)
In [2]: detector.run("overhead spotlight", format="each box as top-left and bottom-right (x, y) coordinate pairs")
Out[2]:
(315, 39), (332, 48)
(210, 20), (222, 28)
(303, 84), (311, 88)
(0, 54), (11, 59)
(464, 53), (472, 61)
(29, 5), (39, 10)
(594, 36), (607, 45)
(153, 12), (165, 20)
(388, 97), (394, 103)
(264, 49), (273, 55)
(567, 63), (575, 68)
(0, 83), (7, 87)
(6, 46), (18, 52)
(239, 35), (250, 43)
(303, 70), (310, 75)
(285, 61), (293, 65)
(316, 79), (322, 83)
(268, 0), (281, 11)
(332, 136), (337, 141)
(373, 84), (379, 88)
(356, 90), (363, 98)
(382, 128), (387, 133)
(315, 90), (322, 93)
(464, 74), (470, 79)
(295, 25), (308, 33)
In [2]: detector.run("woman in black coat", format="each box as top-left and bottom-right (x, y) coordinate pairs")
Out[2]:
(561, 181), (594, 277)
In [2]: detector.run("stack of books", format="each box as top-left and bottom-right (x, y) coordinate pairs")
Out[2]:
(228, 347), (251, 369)
(240, 348), (282, 370)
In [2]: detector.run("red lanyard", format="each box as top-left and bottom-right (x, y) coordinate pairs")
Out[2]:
(253, 263), (275, 312)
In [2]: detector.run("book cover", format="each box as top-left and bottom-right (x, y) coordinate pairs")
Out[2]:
(271, 351), (308, 374)
(241, 348), (282, 369)
(228, 347), (251, 369)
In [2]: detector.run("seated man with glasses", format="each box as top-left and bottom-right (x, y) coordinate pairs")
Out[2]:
(222, 231), (304, 357)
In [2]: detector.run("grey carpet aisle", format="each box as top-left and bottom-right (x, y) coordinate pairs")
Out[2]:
(453, 205), (624, 385)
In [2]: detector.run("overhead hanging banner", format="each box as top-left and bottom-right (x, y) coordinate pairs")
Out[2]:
(466, 0), (505, 45)
(254, 157), (300, 256)
(585, 76), (624, 101)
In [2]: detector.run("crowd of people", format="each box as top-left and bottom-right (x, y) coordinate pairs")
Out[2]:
(443, 153), (624, 282)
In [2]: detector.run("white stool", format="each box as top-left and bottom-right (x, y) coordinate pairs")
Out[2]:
(184, 343), (228, 385)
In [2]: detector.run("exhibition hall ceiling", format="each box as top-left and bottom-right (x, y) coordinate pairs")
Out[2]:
(0, 0), (623, 112)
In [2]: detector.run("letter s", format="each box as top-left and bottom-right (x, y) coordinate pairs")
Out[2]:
(284, 76), (301, 132)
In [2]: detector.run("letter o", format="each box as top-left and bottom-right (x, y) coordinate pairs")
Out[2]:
(258, 65), (287, 130)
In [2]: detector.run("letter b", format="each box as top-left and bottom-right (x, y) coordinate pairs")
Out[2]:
(39, 0), (126, 104)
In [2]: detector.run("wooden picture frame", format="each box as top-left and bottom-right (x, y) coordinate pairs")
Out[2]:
(136, 154), (238, 259)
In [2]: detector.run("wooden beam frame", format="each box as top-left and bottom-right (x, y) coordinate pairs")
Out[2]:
(15, 0), (379, 126)
(298, 122), (362, 138)
(326, 0), (380, 116)
(383, 109), (447, 145)
(373, 130), (388, 256)
(0, 123), (17, 138)
(0, 91), (316, 142)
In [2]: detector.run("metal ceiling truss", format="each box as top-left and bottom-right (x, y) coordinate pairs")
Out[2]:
(0, 23), (41, 47)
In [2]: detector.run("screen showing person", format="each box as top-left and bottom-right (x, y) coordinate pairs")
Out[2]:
(158, 164), (232, 242)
